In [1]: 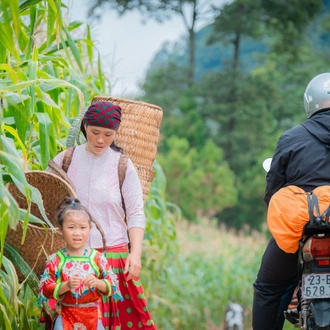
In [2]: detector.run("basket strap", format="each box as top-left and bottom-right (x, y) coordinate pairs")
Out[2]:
(47, 160), (76, 191)
(62, 146), (76, 173)
(118, 153), (132, 251)
(118, 154), (129, 224)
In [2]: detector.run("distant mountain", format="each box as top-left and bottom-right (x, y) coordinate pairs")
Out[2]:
(147, 0), (330, 82)
(148, 24), (267, 82)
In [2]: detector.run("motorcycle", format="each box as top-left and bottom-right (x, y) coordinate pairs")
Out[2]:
(263, 158), (330, 330)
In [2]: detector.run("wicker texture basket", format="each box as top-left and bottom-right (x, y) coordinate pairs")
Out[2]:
(6, 171), (76, 279)
(67, 97), (163, 203)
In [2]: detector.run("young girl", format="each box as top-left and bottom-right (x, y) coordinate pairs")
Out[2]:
(38, 197), (122, 330)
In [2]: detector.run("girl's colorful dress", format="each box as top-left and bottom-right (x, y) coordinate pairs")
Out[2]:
(38, 248), (122, 330)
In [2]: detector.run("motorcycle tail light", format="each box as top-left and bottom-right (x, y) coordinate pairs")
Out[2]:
(303, 236), (330, 261)
(317, 260), (330, 266)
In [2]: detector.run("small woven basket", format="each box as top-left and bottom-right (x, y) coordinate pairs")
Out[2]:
(67, 97), (163, 203)
(6, 171), (76, 279)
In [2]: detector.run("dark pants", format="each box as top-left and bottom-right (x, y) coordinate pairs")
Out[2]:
(252, 237), (299, 330)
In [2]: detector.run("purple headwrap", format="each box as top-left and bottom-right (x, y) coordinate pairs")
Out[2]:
(80, 101), (122, 138)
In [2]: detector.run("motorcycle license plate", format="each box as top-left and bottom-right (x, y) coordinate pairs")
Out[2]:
(302, 273), (330, 298)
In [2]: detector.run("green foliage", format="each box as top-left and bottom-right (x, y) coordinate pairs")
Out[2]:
(143, 61), (189, 116)
(0, 0), (112, 327)
(0, 0), (111, 259)
(145, 220), (267, 329)
(0, 3), (181, 329)
(208, 0), (264, 46)
(141, 0), (330, 230)
(0, 256), (41, 329)
(158, 136), (237, 221)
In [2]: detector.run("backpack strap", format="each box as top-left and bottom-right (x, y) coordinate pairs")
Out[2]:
(62, 146), (76, 173)
(47, 160), (75, 189)
(118, 154), (129, 224)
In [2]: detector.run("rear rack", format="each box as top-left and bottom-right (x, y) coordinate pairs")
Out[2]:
(303, 191), (330, 235)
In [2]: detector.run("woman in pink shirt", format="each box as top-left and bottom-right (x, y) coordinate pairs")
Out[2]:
(53, 102), (156, 330)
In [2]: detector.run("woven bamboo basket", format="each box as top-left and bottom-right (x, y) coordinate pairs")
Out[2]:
(67, 97), (163, 203)
(6, 171), (76, 279)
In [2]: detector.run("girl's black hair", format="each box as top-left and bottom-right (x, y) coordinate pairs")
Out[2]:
(56, 197), (107, 251)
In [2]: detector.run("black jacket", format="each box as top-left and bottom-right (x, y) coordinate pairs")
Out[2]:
(264, 110), (330, 205)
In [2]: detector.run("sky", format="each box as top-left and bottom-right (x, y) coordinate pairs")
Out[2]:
(65, 0), (187, 97)
(65, 1), (230, 98)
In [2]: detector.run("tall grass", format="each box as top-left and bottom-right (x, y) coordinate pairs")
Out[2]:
(142, 219), (268, 330)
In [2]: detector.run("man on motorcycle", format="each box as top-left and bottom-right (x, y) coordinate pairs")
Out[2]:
(252, 72), (330, 330)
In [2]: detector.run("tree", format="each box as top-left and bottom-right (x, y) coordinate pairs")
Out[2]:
(261, 0), (323, 59)
(88, 0), (220, 86)
(208, 0), (263, 72)
(158, 136), (237, 221)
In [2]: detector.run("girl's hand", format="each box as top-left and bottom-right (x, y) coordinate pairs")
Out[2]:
(67, 275), (82, 289)
(83, 275), (108, 293)
(124, 252), (141, 281)
(83, 274), (99, 289)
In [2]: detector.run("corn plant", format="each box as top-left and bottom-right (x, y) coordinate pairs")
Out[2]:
(0, 0), (110, 254)
(0, 253), (42, 330)
(0, 0), (111, 327)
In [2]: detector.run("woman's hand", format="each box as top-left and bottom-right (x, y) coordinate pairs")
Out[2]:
(125, 227), (144, 281)
(124, 251), (141, 281)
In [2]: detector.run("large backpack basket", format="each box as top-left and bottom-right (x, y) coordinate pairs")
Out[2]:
(5, 171), (76, 279)
(67, 96), (163, 203)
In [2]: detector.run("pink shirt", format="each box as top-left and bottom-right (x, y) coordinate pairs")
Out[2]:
(54, 144), (146, 248)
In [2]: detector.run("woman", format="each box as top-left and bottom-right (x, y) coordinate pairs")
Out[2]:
(53, 101), (157, 330)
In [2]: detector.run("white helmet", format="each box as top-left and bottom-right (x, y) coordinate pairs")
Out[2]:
(304, 73), (330, 118)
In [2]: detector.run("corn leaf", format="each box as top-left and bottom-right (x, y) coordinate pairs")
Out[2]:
(18, 208), (44, 224)
(39, 78), (84, 107)
(68, 20), (84, 31)
(3, 125), (27, 164)
(0, 195), (11, 263)
(19, 0), (43, 13)
(4, 244), (40, 296)
(86, 25), (93, 66)
(63, 26), (83, 73)
(47, 0), (57, 13)
(0, 22), (20, 62)
(24, 4), (36, 60)
(1, 256), (19, 311)
(0, 291), (12, 330)
(46, 0), (56, 47)
(28, 57), (38, 116)
(0, 175), (19, 231)
(0, 137), (26, 183)
(0, 41), (6, 63)
(97, 52), (105, 93)
(7, 0), (20, 40)
(10, 175), (53, 228)
(34, 112), (51, 169)
(0, 80), (37, 92)
(35, 85), (60, 109)
(3, 92), (29, 105)
(18, 23), (29, 53)
(0, 64), (19, 83)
